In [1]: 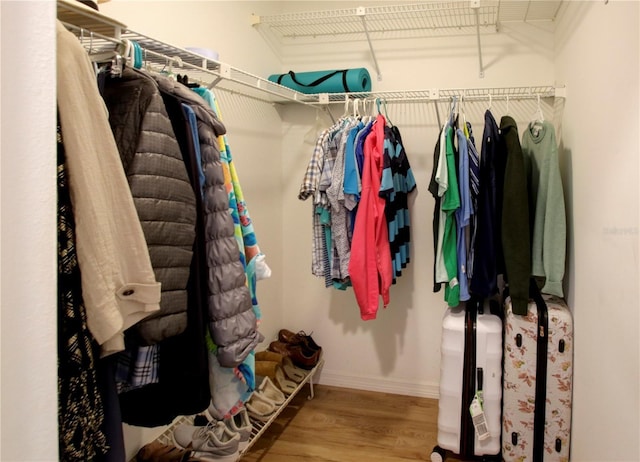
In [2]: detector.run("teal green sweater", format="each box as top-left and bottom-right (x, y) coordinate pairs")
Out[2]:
(521, 121), (566, 297)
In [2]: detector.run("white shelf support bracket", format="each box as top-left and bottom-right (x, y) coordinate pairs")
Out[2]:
(554, 86), (567, 98)
(250, 14), (261, 27)
(357, 7), (382, 81)
(471, 0), (485, 79)
(208, 63), (231, 89)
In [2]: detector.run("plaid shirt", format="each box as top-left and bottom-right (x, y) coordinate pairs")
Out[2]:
(299, 129), (330, 201)
(115, 344), (160, 394)
(299, 130), (330, 276)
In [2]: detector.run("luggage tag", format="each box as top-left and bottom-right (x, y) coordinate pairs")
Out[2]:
(470, 391), (490, 440)
(470, 367), (491, 441)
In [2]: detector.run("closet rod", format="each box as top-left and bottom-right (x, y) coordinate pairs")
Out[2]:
(315, 86), (564, 104)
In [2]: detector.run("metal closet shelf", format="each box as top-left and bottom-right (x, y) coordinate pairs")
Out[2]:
(57, 0), (564, 109)
(251, 1), (564, 79)
(57, 0), (322, 107)
(311, 86), (564, 104)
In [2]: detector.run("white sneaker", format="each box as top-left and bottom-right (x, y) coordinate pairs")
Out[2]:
(173, 421), (239, 462)
(225, 407), (252, 451)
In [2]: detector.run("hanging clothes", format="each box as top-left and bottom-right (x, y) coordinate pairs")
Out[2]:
(348, 114), (393, 320)
(521, 119), (566, 298)
(300, 107), (417, 318)
(57, 119), (109, 462)
(153, 76), (263, 367)
(380, 125), (417, 284)
(190, 88), (268, 417)
(428, 132), (444, 293)
(192, 87), (272, 284)
(299, 129), (331, 278)
(327, 117), (360, 282)
(101, 66), (197, 345)
(56, 20), (161, 358)
(469, 110), (504, 299)
(441, 126), (461, 307)
(433, 124), (452, 285)
(465, 122), (481, 284)
(500, 116), (531, 315)
(454, 126), (471, 302)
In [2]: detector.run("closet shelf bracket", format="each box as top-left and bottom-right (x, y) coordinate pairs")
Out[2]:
(357, 7), (382, 82)
(471, 0), (485, 78)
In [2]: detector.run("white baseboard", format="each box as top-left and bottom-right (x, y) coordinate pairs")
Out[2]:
(315, 369), (440, 400)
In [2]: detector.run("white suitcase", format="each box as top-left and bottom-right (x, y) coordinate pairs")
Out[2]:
(432, 301), (503, 461)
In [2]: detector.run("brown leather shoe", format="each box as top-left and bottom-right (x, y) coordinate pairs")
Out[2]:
(269, 340), (321, 370)
(287, 343), (321, 370)
(267, 340), (291, 357)
(277, 329), (322, 352)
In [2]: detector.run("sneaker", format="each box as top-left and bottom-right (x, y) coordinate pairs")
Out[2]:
(173, 421), (239, 462)
(224, 408), (252, 451)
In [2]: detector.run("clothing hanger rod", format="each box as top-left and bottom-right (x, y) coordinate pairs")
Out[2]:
(319, 86), (562, 104)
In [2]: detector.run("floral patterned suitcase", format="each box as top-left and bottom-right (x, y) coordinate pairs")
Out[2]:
(503, 293), (573, 462)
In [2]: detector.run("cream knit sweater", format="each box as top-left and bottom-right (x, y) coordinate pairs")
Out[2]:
(57, 21), (160, 356)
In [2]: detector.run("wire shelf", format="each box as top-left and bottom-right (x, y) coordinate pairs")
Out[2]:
(58, 0), (565, 108)
(310, 86), (563, 104)
(58, 0), (321, 106)
(252, 1), (563, 42)
(253, 2), (499, 40)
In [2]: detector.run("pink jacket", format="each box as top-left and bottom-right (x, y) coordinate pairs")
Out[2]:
(348, 115), (393, 320)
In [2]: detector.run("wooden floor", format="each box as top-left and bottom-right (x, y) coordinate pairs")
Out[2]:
(240, 384), (448, 462)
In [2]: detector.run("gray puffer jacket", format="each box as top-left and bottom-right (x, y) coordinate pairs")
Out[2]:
(153, 74), (263, 367)
(102, 67), (196, 344)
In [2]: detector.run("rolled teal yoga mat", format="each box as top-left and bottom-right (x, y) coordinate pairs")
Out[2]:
(268, 68), (371, 94)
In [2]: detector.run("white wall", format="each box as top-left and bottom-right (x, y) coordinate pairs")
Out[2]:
(0, 2), (58, 460)
(554, 2), (640, 461)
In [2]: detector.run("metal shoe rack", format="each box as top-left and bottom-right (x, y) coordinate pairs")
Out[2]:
(149, 358), (325, 461)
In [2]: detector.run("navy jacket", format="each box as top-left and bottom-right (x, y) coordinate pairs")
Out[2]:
(470, 110), (506, 298)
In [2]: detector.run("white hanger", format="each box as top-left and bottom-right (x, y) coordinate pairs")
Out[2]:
(342, 95), (350, 118)
(529, 94), (545, 134)
(536, 94), (544, 122)
(352, 99), (360, 118)
(459, 91), (466, 128)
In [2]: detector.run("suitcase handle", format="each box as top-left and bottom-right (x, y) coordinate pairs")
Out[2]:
(477, 367), (483, 392)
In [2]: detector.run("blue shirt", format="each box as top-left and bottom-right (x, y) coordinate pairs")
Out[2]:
(343, 121), (364, 208)
(455, 128), (471, 301)
(181, 104), (206, 196)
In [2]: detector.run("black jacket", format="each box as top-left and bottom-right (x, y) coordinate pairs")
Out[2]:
(500, 116), (531, 315)
(102, 67), (197, 344)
